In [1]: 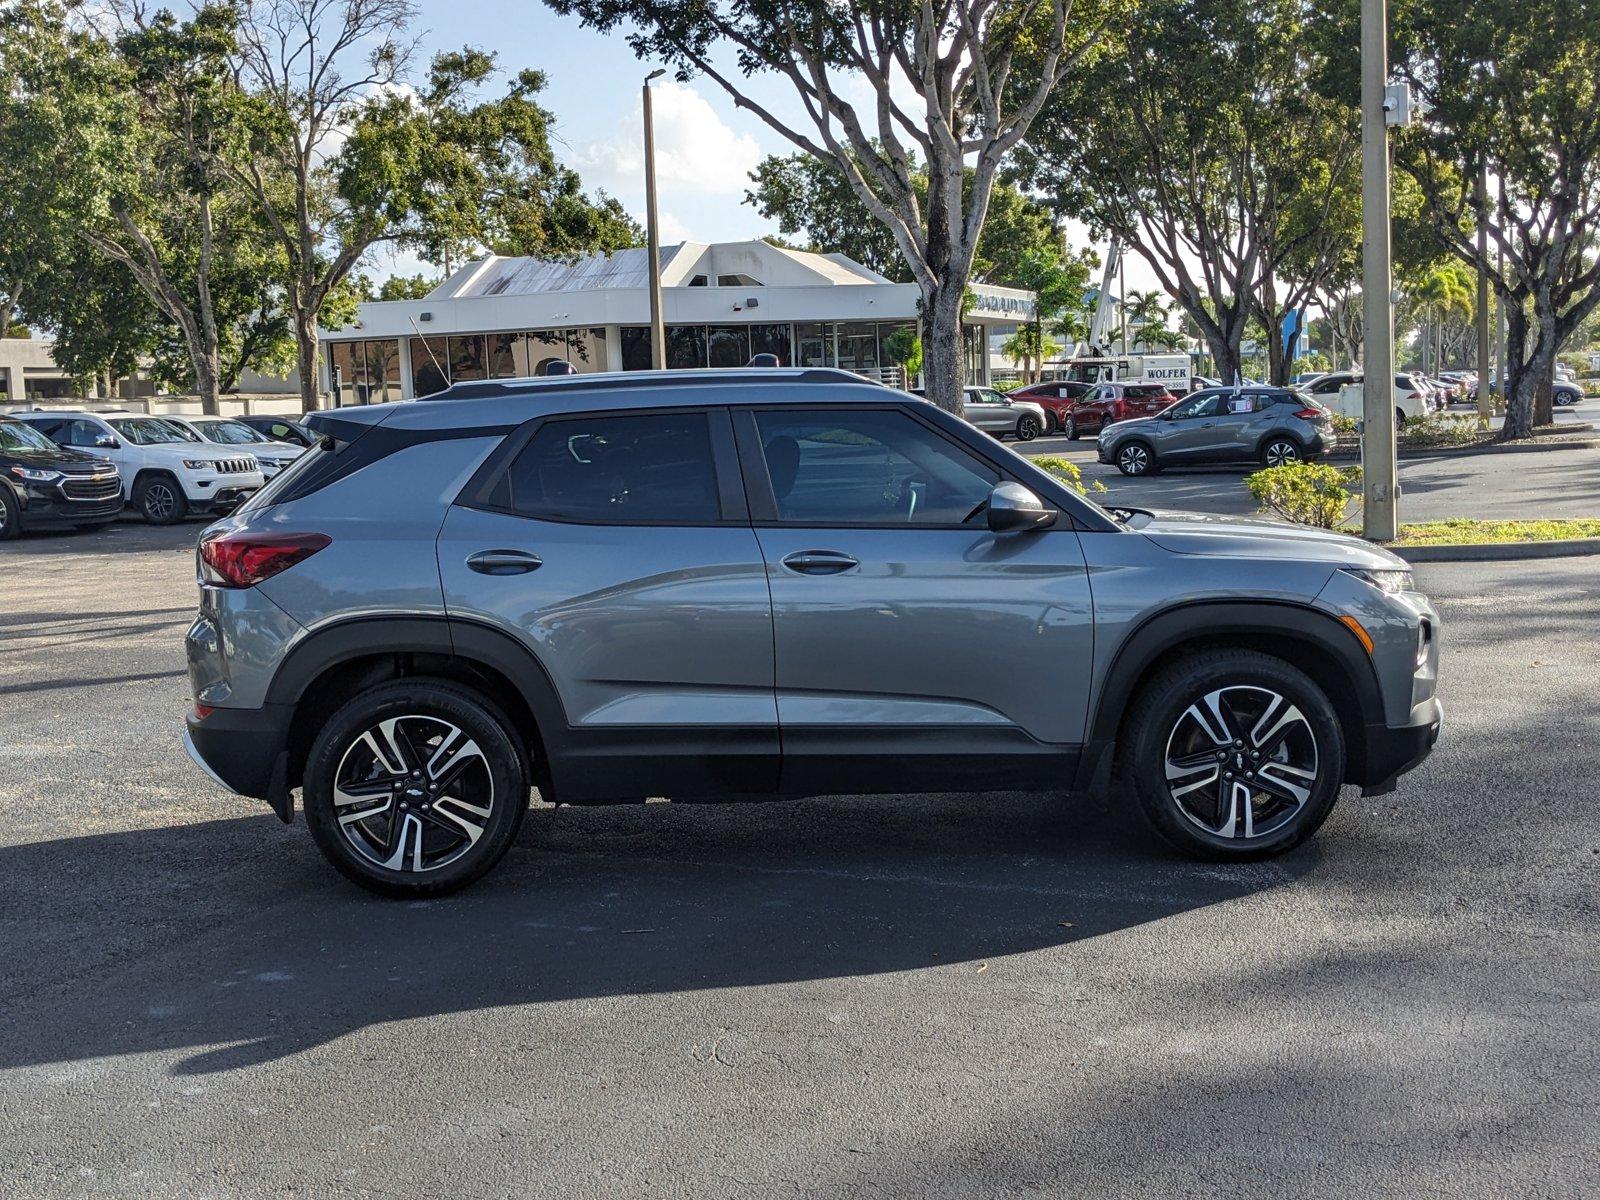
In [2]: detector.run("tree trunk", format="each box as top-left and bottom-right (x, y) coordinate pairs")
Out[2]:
(921, 282), (967, 415)
(1205, 329), (1243, 387)
(296, 307), (321, 410)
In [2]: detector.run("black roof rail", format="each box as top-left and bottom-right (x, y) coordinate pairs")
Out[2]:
(421, 367), (877, 402)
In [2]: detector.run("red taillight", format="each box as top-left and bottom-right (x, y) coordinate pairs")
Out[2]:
(1294, 408), (1323, 420)
(200, 531), (331, 588)
(193, 703), (214, 720)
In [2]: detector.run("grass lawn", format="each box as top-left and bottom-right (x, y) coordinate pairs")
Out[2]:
(1387, 518), (1600, 546)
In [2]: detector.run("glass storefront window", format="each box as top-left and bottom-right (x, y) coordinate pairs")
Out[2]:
(567, 327), (609, 372)
(365, 339), (401, 403)
(620, 327), (653, 371)
(410, 337), (449, 397)
(706, 325), (750, 368)
(328, 341), (359, 406)
(448, 335), (487, 383)
(963, 324), (986, 385)
(795, 322), (834, 368)
(487, 333), (522, 379)
(666, 325), (707, 369)
(748, 324), (792, 365)
(835, 321), (880, 373)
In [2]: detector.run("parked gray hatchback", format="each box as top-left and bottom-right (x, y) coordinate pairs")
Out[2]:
(183, 369), (1440, 895)
(1097, 385), (1334, 475)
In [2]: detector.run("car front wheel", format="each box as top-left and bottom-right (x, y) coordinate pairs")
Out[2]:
(1015, 414), (1040, 441)
(1121, 650), (1345, 860)
(303, 679), (529, 896)
(133, 474), (188, 525)
(1116, 442), (1156, 475)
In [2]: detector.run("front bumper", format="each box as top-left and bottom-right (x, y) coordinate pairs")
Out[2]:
(1355, 696), (1442, 796)
(15, 478), (124, 527)
(184, 704), (295, 821)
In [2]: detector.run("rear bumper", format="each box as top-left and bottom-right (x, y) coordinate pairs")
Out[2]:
(1355, 696), (1443, 796)
(184, 704), (294, 821)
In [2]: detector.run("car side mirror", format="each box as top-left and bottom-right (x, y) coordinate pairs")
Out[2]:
(94, 433), (118, 448)
(987, 482), (1057, 533)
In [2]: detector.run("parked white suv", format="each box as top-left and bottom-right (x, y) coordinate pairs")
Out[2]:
(155, 415), (306, 480)
(13, 410), (264, 524)
(1300, 371), (1433, 428)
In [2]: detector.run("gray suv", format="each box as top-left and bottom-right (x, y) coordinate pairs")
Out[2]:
(183, 369), (1441, 895)
(1097, 386), (1334, 475)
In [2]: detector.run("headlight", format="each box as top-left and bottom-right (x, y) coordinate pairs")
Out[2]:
(183, 459), (215, 470)
(1341, 567), (1414, 595)
(8, 466), (62, 483)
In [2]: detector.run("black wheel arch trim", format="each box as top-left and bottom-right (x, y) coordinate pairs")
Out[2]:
(1079, 600), (1385, 789)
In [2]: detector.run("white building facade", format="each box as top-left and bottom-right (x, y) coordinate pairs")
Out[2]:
(319, 240), (1035, 405)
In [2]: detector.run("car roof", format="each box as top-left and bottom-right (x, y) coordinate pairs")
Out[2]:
(312, 368), (917, 437)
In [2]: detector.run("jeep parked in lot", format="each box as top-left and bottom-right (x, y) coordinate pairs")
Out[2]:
(183, 369), (1442, 896)
(0, 416), (123, 538)
(13, 410), (264, 524)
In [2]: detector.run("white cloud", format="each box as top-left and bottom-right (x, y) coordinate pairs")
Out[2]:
(576, 81), (763, 200)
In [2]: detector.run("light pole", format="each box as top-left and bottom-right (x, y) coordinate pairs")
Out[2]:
(643, 69), (667, 370)
(1475, 165), (1493, 423)
(1360, 0), (1399, 540)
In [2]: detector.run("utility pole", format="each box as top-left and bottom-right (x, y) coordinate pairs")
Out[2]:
(1360, 0), (1399, 541)
(1475, 164), (1493, 422)
(643, 69), (667, 370)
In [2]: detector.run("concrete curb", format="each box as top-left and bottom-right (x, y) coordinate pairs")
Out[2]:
(1329, 436), (1600, 461)
(1391, 537), (1600, 563)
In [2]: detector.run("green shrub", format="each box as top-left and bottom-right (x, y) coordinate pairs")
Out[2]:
(1031, 455), (1107, 496)
(1398, 413), (1484, 447)
(1329, 412), (1358, 435)
(1245, 461), (1362, 529)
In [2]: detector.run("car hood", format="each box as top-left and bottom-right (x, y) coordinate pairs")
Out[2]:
(0, 447), (115, 472)
(1132, 509), (1408, 570)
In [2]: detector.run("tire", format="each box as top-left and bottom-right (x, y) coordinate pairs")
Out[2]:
(1015, 414), (1040, 441)
(302, 679), (529, 897)
(1065, 414), (1081, 441)
(133, 474), (188, 525)
(1115, 441), (1156, 476)
(0, 487), (19, 541)
(1260, 437), (1302, 468)
(1394, 407), (1406, 431)
(1120, 649), (1346, 861)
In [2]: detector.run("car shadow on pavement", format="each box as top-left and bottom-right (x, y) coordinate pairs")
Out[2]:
(0, 790), (1312, 1077)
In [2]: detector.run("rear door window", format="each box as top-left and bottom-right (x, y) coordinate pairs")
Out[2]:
(494, 411), (724, 524)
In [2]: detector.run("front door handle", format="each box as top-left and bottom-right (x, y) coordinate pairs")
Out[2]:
(466, 549), (542, 576)
(780, 549), (859, 575)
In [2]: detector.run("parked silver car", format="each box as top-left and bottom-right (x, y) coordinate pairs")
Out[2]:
(1097, 386), (1334, 475)
(183, 368), (1441, 895)
(914, 385), (1047, 440)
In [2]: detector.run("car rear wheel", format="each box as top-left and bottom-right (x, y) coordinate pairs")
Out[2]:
(133, 474), (187, 525)
(1261, 438), (1302, 467)
(303, 679), (529, 896)
(1015, 414), (1041, 441)
(1121, 650), (1345, 860)
(1116, 441), (1156, 476)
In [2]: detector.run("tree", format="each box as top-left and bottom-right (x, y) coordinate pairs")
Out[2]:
(547, 0), (1106, 414)
(747, 152), (1076, 288)
(63, 5), (262, 414)
(1019, 0), (1361, 386)
(375, 273), (440, 301)
(1408, 261), (1473, 375)
(1001, 324), (1061, 380)
(1392, 0), (1600, 437)
(232, 0), (638, 410)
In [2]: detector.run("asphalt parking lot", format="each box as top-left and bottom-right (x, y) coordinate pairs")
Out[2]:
(1021, 394), (1600, 520)
(1, 514), (1596, 1197)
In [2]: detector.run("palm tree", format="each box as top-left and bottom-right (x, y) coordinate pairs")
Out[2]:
(1125, 289), (1176, 352)
(1412, 265), (1473, 374)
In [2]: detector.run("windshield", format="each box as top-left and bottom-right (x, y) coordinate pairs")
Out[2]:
(110, 417), (188, 446)
(153, 419), (201, 442)
(0, 419), (64, 453)
(193, 418), (272, 445)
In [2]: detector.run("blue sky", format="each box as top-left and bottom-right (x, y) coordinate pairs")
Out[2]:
(377, 0), (1147, 289)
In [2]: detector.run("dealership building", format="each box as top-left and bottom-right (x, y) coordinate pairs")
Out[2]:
(319, 240), (1035, 405)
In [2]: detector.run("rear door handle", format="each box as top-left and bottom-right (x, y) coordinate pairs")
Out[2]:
(466, 549), (542, 576)
(780, 549), (859, 575)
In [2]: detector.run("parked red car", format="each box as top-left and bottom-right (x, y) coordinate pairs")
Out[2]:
(1062, 381), (1179, 438)
(1008, 380), (1096, 434)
